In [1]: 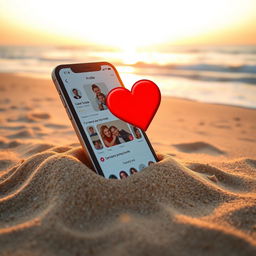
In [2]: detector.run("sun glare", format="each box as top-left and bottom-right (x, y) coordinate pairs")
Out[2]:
(1, 0), (256, 48)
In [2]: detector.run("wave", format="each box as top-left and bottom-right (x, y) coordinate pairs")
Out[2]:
(1, 46), (256, 86)
(0, 54), (75, 63)
(127, 63), (256, 85)
(176, 64), (256, 74)
(132, 62), (256, 75)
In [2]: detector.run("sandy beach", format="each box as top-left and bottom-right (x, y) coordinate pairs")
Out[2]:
(0, 73), (256, 255)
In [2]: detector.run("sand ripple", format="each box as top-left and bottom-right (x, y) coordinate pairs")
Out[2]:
(0, 147), (255, 255)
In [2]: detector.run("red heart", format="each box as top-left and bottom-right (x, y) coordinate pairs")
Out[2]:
(106, 80), (161, 131)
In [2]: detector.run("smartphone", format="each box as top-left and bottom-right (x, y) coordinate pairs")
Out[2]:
(52, 62), (158, 179)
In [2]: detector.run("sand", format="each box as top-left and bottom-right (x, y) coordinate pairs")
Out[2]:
(0, 73), (256, 256)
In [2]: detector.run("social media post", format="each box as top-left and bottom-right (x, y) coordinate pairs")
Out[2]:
(98, 147), (157, 179)
(96, 119), (134, 148)
(61, 68), (157, 180)
(67, 84), (109, 121)
(62, 74), (106, 117)
(63, 68), (122, 121)
(67, 83), (93, 116)
(84, 116), (133, 152)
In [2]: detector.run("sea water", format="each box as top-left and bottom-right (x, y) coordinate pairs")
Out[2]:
(0, 45), (255, 108)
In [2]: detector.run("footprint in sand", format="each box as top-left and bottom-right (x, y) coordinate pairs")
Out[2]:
(213, 124), (231, 129)
(0, 138), (22, 149)
(211, 120), (231, 129)
(198, 121), (205, 126)
(44, 123), (69, 129)
(29, 112), (51, 120)
(32, 98), (43, 102)
(233, 117), (241, 122)
(0, 99), (11, 104)
(7, 129), (34, 139)
(173, 141), (225, 156)
(45, 97), (55, 102)
(187, 160), (256, 193)
(0, 125), (27, 130)
(238, 137), (256, 143)
(195, 131), (208, 135)
(7, 112), (51, 123)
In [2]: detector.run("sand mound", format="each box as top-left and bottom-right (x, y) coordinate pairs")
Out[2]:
(187, 161), (256, 193)
(0, 74), (256, 255)
(0, 146), (255, 255)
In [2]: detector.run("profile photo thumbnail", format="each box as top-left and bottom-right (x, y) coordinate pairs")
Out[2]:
(71, 88), (82, 99)
(83, 82), (108, 111)
(130, 125), (142, 139)
(119, 170), (129, 179)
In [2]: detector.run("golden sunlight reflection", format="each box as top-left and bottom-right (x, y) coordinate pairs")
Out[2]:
(118, 66), (136, 74)
(120, 49), (140, 65)
(93, 50), (197, 66)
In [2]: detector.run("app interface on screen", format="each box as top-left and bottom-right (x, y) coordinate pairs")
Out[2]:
(59, 65), (156, 179)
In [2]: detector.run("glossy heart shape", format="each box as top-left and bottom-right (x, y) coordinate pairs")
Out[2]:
(106, 80), (161, 131)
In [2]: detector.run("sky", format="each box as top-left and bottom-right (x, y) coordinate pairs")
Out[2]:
(1, 0), (256, 50)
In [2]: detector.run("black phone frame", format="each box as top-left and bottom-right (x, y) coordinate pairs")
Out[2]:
(54, 62), (158, 178)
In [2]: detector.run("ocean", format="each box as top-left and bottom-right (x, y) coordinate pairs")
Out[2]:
(0, 45), (256, 108)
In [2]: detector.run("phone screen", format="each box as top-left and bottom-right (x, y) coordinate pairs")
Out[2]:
(58, 64), (157, 179)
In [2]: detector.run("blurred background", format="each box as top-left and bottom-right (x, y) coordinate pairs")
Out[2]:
(1, 0), (256, 108)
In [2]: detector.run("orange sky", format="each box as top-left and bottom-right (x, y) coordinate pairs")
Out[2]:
(1, 0), (256, 49)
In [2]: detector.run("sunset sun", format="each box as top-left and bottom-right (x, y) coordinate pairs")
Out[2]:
(1, 0), (256, 48)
